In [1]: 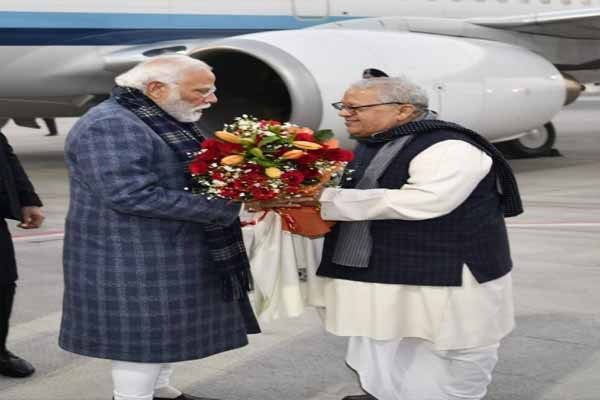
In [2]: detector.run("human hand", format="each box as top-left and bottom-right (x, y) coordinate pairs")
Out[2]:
(18, 206), (45, 229)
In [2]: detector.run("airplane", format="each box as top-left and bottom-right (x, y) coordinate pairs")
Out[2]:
(1, 1), (600, 158)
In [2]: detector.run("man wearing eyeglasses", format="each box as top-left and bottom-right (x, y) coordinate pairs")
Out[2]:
(60, 55), (259, 400)
(314, 76), (522, 400)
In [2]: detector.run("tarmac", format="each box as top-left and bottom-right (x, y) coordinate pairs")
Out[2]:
(0, 100), (599, 400)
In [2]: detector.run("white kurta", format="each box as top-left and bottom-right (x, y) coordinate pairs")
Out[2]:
(317, 139), (515, 350)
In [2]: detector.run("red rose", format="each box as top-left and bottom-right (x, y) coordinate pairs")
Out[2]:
(298, 167), (320, 180)
(211, 171), (225, 180)
(281, 170), (305, 186)
(296, 152), (320, 165)
(201, 138), (220, 151)
(189, 159), (209, 175)
(220, 187), (241, 200)
(242, 172), (267, 184)
(197, 148), (219, 162)
(251, 187), (277, 201)
(294, 132), (315, 142)
(243, 163), (262, 174)
(324, 148), (354, 162)
(232, 180), (247, 191)
(217, 141), (243, 154)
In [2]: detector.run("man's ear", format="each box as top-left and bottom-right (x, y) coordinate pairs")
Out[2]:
(397, 104), (417, 122)
(146, 81), (168, 101)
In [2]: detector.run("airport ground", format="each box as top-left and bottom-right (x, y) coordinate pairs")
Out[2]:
(0, 100), (599, 400)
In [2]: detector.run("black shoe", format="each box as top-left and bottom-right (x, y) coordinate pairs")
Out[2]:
(0, 350), (35, 378)
(342, 395), (377, 400)
(154, 394), (219, 400)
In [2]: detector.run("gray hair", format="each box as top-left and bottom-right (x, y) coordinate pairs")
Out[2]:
(349, 76), (428, 108)
(115, 54), (212, 90)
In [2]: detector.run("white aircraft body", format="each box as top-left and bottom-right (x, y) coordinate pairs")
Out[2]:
(1, 1), (600, 156)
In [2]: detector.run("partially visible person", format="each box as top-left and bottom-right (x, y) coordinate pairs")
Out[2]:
(314, 76), (522, 400)
(0, 131), (44, 378)
(41, 118), (58, 136)
(0, 118), (59, 136)
(59, 54), (259, 400)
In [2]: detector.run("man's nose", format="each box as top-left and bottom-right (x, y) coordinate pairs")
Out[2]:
(206, 93), (218, 103)
(338, 108), (352, 117)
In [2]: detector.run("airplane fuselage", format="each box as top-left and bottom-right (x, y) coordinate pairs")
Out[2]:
(0, 0), (598, 150)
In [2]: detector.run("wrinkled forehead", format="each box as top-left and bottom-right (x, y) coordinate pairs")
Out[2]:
(342, 87), (380, 103)
(179, 68), (216, 87)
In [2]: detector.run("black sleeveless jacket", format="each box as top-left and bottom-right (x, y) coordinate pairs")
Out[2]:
(317, 129), (513, 286)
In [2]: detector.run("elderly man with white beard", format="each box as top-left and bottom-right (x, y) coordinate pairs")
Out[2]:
(59, 55), (259, 400)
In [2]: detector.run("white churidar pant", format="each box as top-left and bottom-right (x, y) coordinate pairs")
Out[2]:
(111, 362), (175, 400)
(346, 336), (499, 400)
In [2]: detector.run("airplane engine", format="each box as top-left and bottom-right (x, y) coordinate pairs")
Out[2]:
(190, 29), (566, 146)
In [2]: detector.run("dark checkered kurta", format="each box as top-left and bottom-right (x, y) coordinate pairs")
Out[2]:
(59, 99), (253, 363)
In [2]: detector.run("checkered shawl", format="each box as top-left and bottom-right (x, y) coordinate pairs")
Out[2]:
(113, 86), (252, 301)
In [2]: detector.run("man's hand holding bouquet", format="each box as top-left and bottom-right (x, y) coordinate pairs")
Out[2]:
(188, 115), (353, 237)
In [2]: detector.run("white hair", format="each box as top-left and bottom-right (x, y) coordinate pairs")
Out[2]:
(114, 54), (212, 90)
(350, 76), (429, 108)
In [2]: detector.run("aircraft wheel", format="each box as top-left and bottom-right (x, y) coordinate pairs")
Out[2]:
(495, 122), (556, 158)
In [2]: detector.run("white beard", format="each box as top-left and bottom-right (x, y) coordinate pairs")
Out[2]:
(159, 91), (211, 122)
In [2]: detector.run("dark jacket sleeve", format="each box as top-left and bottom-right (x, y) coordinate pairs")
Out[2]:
(0, 132), (43, 207)
(70, 116), (239, 225)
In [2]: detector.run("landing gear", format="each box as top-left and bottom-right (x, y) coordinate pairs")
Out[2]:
(495, 122), (556, 158)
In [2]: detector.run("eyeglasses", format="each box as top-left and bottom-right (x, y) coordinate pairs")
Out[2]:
(196, 86), (217, 98)
(170, 82), (216, 98)
(331, 102), (404, 113)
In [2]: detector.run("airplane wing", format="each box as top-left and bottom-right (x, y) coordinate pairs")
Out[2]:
(469, 8), (600, 40)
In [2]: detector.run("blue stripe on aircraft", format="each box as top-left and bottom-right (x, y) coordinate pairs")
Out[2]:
(0, 28), (268, 45)
(0, 11), (354, 45)
(0, 11), (346, 29)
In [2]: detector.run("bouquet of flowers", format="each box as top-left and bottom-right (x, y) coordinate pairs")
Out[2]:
(188, 115), (353, 237)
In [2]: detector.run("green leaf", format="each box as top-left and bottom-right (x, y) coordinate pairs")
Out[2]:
(240, 138), (256, 147)
(248, 147), (264, 158)
(255, 158), (278, 168)
(258, 135), (280, 147)
(315, 129), (335, 142)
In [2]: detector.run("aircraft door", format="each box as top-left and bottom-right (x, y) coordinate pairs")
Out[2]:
(292, 0), (329, 19)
